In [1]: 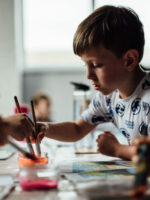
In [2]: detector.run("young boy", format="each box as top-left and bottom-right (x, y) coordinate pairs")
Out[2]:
(36, 5), (149, 160)
(0, 114), (34, 146)
(30, 93), (52, 122)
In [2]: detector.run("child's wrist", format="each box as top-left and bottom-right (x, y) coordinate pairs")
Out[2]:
(114, 143), (122, 158)
(42, 122), (49, 136)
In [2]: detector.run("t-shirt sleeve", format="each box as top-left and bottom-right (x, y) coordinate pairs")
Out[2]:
(81, 92), (113, 125)
(139, 99), (150, 136)
(145, 103), (150, 136)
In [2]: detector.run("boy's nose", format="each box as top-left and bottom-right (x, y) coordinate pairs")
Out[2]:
(86, 67), (94, 80)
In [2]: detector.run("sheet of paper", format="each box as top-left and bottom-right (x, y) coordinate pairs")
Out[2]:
(0, 175), (15, 200)
(0, 175), (14, 186)
(0, 150), (14, 160)
(56, 160), (134, 173)
(64, 170), (134, 182)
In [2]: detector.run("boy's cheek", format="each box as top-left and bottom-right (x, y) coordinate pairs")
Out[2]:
(0, 134), (7, 146)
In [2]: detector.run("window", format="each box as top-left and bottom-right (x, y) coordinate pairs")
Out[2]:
(23, 0), (92, 70)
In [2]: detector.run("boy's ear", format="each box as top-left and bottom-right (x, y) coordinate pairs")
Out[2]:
(123, 49), (139, 72)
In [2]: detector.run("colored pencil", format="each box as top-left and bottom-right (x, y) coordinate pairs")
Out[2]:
(7, 136), (37, 160)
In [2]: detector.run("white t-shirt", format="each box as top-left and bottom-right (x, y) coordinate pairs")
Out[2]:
(81, 73), (150, 143)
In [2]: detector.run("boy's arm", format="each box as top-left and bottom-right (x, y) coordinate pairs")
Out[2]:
(37, 117), (96, 142)
(97, 131), (136, 160)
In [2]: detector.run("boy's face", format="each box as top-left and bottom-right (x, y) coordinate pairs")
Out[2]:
(81, 45), (127, 95)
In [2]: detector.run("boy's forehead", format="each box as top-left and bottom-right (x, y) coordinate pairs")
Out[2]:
(80, 45), (114, 62)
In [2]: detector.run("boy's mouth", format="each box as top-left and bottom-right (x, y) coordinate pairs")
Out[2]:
(92, 82), (101, 90)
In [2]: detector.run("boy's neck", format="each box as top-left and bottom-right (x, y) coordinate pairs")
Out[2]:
(118, 67), (146, 99)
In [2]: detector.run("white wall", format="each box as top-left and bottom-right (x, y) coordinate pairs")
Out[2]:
(0, 0), (23, 116)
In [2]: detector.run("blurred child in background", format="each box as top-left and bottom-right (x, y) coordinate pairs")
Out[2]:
(30, 93), (53, 122)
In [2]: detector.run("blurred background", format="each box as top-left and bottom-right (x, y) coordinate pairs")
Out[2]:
(0, 0), (150, 122)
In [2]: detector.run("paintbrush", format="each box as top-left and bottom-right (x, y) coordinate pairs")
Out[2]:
(7, 136), (37, 160)
(30, 100), (41, 157)
(14, 96), (35, 155)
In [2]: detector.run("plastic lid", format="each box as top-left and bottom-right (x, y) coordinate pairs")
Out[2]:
(70, 82), (90, 91)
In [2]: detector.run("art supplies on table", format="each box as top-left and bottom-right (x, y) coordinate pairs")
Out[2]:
(13, 96), (43, 161)
(19, 165), (58, 190)
(19, 177), (58, 190)
(7, 136), (37, 161)
(14, 96), (35, 155)
(56, 160), (135, 173)
(30, 100), (41, 156)
(18, 152), (48, 168)
(75, 149), (98, 154)
(63, 168), (134, 183)
(131, 143), (150, 199)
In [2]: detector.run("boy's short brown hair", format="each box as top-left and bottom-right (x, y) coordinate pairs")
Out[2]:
(73, 5), (145, 62)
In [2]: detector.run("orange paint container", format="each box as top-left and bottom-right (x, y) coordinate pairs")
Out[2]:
(18, 153), (48, 168)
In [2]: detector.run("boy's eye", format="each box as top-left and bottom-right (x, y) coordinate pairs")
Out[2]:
(93, 63), (103, 68)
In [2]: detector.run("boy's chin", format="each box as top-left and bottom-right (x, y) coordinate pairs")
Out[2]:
(98, 88), (114, 95)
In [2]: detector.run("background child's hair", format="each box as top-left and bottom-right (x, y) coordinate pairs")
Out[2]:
(73, 5), (145, 62)
(31, 93), (50, 106)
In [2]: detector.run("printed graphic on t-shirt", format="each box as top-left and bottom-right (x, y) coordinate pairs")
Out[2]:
(93, 98), (101, 108)
(115, 103), (125, 117)
(139, 122), (148, 136)
(105, 97), (111, 107)
(120, 128), (131, 141)
(142, 102), (150, 115)
(109, 108), (114, 118)
(125, 120), (134, 129)
(91, 114), (112, 124)
(131, 98), (141, 115)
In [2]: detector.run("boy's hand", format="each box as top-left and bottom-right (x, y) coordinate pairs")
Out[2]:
(97, 131), (120, 157)
(131, 137), (150, 146)
(30, 122), (48, 143)
(3, 114), (34, 141)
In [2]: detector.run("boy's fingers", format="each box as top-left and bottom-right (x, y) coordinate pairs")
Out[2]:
(132, 137), (150, 146)
(132, 155), (139, 164)
(29, 136), (37, 143)
(103, 131), (111, 134)
(29, 130), (45, 143)
(131, 137), (140, 145)
(37, 132), (45, 142)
